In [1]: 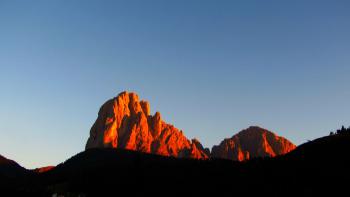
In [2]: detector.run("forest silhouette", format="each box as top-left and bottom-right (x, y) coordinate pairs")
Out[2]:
(1, 126), (350, 196)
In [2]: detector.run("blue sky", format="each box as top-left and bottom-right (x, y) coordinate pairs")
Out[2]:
(0, 0), (349, 168)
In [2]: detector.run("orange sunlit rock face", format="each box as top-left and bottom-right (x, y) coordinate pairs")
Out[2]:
(33, 166), (55, 173)
(211, 126), (296, 161)
(86, 91), (209, 159)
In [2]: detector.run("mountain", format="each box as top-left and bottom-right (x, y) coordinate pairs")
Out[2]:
(211, 126), (296, 161)
(85, 91), (296, 161)
(86, 91), (209, 159)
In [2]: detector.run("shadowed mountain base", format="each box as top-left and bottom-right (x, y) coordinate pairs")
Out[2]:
(2, 133), (350, 196)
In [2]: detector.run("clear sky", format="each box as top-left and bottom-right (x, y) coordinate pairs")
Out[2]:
(0, 0), (349, 168)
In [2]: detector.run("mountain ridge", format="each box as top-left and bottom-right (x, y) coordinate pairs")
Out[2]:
(2, 132), (349, 196)
(86, 91), (296, 161)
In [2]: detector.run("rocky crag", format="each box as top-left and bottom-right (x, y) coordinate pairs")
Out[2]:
(86, 91), (209, 159)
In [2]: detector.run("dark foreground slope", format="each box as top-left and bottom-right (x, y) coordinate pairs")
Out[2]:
(0, 155), (29, 179)
(0, 155), (35, 195)
(3, 133), (350, 196)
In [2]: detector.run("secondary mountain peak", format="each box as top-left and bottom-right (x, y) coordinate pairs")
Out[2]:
(211, 126), (296, 161)
(85, 91), (209, 159)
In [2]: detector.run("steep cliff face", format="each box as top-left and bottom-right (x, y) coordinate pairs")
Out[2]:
(211, 126), (296, 161)
(86, 91), (209, 159)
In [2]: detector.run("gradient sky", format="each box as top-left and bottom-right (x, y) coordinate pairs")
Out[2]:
(0, 0), (350, 168)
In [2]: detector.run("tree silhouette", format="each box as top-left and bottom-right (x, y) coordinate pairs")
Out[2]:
(334, 125), (350, 135)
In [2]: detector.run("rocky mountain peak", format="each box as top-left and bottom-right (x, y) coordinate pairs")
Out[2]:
(211, 126), (296, 161)
(86, 91), (209, 159)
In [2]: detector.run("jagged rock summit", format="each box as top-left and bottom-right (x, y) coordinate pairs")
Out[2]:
(86, 91), (209, 159)
(211, 126), (296, 161)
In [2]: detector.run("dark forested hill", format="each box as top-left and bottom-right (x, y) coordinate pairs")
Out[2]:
(2, 132), (350, 196)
